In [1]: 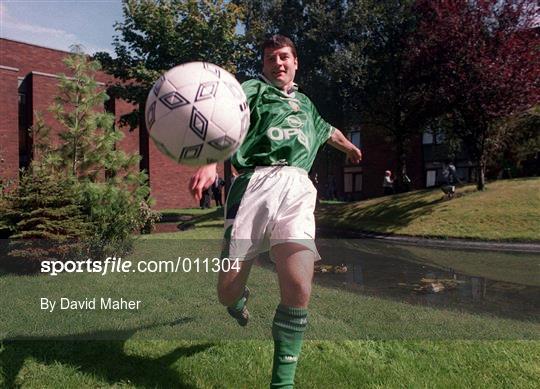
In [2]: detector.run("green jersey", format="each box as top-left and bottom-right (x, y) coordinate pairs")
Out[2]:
(231, 77), (334, 172)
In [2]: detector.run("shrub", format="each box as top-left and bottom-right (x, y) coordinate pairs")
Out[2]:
(1, 169), (91, 273)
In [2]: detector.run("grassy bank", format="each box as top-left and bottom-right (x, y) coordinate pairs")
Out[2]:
(1, 216), (539, 387)
(0, 186), (540, 389)
(2, 340), (538, 388)
(316, 177), (540, 241)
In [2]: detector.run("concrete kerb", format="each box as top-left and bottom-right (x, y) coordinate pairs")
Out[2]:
(316, 227), (540, 254)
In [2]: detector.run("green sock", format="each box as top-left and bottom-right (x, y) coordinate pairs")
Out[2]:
(270, 304), (308, 389)
(230, 289), (247, 311)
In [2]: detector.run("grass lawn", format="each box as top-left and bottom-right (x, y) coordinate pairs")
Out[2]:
(1, 208), (539, 388)
(316, 177), (540, 241)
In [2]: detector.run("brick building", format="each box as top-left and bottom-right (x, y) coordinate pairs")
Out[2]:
(2, 38), (464, 208)
(0, 38), (217, 210)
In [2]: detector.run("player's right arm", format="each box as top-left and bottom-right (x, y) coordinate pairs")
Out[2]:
(189, 163), (217, 201)
(189, 80), (259, 201)
(327, 128), (362, 164)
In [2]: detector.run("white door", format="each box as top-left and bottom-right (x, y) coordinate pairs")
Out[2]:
(426, 170), (436, 187)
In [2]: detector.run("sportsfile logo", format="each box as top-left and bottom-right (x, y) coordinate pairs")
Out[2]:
(40, 257), (240, 276)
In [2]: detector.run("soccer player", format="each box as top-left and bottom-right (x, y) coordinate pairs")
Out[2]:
(190, 35), (362, 388)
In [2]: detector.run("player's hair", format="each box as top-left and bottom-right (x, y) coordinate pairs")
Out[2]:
(261, 35), (297, 58)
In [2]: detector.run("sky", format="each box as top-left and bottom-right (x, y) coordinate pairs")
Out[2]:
(0, 0), (124, 55)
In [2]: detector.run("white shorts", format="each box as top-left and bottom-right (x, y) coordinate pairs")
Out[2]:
(224, 166), (319, 261)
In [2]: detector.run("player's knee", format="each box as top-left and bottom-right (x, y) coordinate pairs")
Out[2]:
(282, 280), (311, 307)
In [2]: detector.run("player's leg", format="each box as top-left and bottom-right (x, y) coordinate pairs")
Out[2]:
(218, 171), (259, 325)
(270, 242), (316, 388)
(217, 258), (254, 304)
(218, 213), (256, 325)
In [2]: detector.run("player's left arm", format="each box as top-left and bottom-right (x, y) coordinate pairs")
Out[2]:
(327, 128), (362, 164)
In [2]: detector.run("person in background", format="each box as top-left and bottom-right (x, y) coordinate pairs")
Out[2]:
(200, 187), (211, 209)
(383, 170), (394, 195)
(212, 174), (224, 207)
(441, 160), (460, 199)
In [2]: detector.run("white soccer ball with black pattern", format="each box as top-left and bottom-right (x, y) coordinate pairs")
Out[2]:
(145, 62), (250, 166)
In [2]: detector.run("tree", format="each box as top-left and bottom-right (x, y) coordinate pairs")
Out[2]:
(237, 0), (348, 125)
(1, 52), (158, 271)
(45, 54), (140, 182)
(51, 52), (156, 251)
(410, 0), (540, 190)
(94, 0), (246, 129)
(322, 0), (458, 191)
(242, 0), (436, 191)
(494, 105), (540, 176)
(1, 169), (91, 273)
(237, 0), (353, 193)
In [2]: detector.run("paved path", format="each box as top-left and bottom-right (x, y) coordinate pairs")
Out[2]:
(317, 228), (540, 253)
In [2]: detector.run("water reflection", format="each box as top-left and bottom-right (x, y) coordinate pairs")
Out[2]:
(312, 239), (540, 322)
(470, 277), (486, 300)
(152, 222), (195, 233)
(153, 223), (181, 233)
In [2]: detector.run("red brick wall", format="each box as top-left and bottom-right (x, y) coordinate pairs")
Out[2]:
(31, 73), (63, 144)
(149, 143), (225, 209)
(149, 143), (199, 209)
(1, 38), (222, 209)
(358, 125), (396, 198)
(0, 38), (111, 83)
(0, 66), (19, 185)
(115, 99), (140, 157)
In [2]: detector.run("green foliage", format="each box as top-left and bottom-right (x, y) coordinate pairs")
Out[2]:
(327, 0), (426, 189)
(48, 53), (158, 254)
(495, 106), (540, 169)
(94, 0), (247, 128)
(1, 52), (159, 272)
(238, 0), (347, 124)
(1, 169), (91, 273)
(0, 183), (12, 239)
(78, 182), (149, 254)
(44, 54), (134, 180)
(239, 0), (425, 189)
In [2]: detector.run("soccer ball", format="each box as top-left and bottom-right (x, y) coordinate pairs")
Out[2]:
(145, 62), (250, 166)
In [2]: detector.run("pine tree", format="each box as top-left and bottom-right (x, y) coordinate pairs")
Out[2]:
(1, 52), (157, 273)
(46, 53), (140, 182)
(2, 168), (91, 273)
(45, 52), (156, 253)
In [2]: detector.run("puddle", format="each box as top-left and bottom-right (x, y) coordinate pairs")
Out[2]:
(310, 239), (540, 322)
(152, 222), (195, 233)
(152, 223), (182, 233)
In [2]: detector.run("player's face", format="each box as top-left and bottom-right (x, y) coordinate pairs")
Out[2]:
(262, 46), (298, 91)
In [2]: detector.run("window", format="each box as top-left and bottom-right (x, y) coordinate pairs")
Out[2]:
(348, 130), (361, 149)
(344, 170), (362, 193)
(422, 131), (434, 144)
(423, 128), (446, 145)
(435, 131), (445, 144)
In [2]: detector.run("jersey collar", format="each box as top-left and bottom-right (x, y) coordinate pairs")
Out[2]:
(259, 74), (298, 97)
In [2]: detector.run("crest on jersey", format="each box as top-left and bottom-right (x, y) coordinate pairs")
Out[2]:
(288, 100), (300, 111)
(286, 116), (303, 128)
